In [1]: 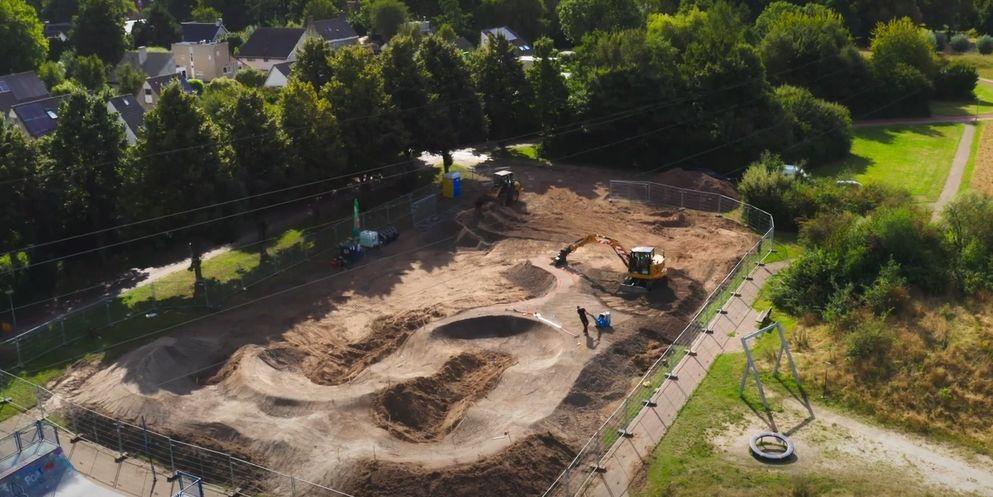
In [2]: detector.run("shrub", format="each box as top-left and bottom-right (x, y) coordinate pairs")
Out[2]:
(187, 78), (204, 94)
(234, 67), (266, 88)
(862, 259), (910, 315)
(37, 60), (64, 89)
(775, 85), (853, 166)
(934, 59), (978, 99)
(950, 33), (971, 53)
(737, 152), (798, 229)
(867, 62), (933, 118)
(771, 248), (840, 317)
(979, 35), (993, 54)
(930, 30), (948, 51)
(844, 316), (893, 360)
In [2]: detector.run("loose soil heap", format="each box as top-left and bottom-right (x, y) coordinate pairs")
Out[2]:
(373, 350), (516, 443)
(652, 168), (739, 199)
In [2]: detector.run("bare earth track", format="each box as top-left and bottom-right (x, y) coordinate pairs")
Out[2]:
(57, 164), (757, 496)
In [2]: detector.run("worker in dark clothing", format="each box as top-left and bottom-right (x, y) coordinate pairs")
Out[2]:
(577, 306), (590, 336)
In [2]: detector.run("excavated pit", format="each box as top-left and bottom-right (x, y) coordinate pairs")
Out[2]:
(373, 350), (516, 443)
(433, 315), (547, 340)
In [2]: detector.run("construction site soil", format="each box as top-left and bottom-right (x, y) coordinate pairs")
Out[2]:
(57, 164), (757, 496)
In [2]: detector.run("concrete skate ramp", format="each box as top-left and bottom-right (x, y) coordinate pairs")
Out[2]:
(0, 439), (125, 497)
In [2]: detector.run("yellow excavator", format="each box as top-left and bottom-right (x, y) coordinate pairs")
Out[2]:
(553, 234), (667, 291)
(475, 170), (524, 210)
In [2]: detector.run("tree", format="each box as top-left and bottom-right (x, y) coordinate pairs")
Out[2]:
(477, 0), (547, 41)
(0, 0), (48, 73)
(474, 34), (534, 144)
(217, 89), (287, 261)
(323, 45), (406, 169)
(161, 0), (197, 20)
(527, 37), (570, 137)
(43, 0), (79, 22)
(869, 17), (937, 78)
(191, 2), (221, 22)
(131, 2), (182, 48)
(775, 85), (853, 166)
(367, 0), (409, 40)
(301, 0), (339, 21)
(200, 77), (245, 118)
(66, 54), (107, 92)
(115, 62), (145, 94)
(38, 61), (66, 89)
(380, 35), (432, 155)
(417, 35), (487, 171)
(934, 60), (978, 99)
(279, 79), (344, 183)
(556, 0), (641, 43)
(234, 67), (266, 87)
(294, 37), (333, 88)
(758, 3), (871, 105)
(71, 0), (127, 64)
(434, 0), (470, 37)
(45, 92), (126, 246)
(0, 121), (46, 294)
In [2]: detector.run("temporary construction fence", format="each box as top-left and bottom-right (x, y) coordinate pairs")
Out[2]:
(540, 180), (774, 497)
(0, 179), (454, 369)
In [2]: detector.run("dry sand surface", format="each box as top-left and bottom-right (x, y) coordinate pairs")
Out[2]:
(59, 164), (757, 496)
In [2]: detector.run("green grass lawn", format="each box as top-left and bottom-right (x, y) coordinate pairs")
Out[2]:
(943, 52), (993, 80)
(817, 123), (965, 202)
(930, 80), (993, 116)
(962, 122), (985, 194)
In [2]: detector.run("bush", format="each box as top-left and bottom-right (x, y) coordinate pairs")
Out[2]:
(930, 30), (947, 51)
(934, 60), (978, 99)
(737, 152), (798, 229)
(775, 85), (853, 166)
(187, 78), (204, 95)
(844, 316), (893, 360)
(37, 60), (65, 89)
(771, 248), (841, 317)
(866, 62), (933, 118)
(234, 67), (266, 88)
(950, 33), (971, 53)
(862, 259), (910, 315)
(979, 35), (993, 54)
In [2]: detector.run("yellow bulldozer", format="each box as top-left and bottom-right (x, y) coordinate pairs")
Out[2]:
(553, 234), (667, 291)
(475, 170), (523, 210)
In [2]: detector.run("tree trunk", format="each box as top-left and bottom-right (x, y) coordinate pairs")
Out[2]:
(189, 240), (206, 304)
(442, 150), (453, 173)
(256, 218), (270, 265)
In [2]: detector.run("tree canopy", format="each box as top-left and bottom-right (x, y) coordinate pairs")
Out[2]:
(71, 0), (127, 64)
(0, 0), (47, 74)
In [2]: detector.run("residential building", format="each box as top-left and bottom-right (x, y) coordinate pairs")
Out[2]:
(180, 20), (228, 43)
(305, 15), (360, 49)
(107, 95), (145, 144)
(140, 73), (193, 109)
(115, 46), (178, 83)
(42, 22), (70, 42)
(480, 27), (531, 54)
(237, 27), (306, 71)
(7, 95), (68, 139)
(0, 71), (49, 118)
(172, 40), (236, 81)
(264, 61), (293, 88)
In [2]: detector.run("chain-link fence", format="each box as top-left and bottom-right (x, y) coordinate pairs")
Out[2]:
(541, 180), (774, 497)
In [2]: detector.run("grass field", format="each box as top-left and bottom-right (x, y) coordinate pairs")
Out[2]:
(943, 52), (993, 80)
(817, 123), (964, 202)
(962, 122), (985, 193)
(930, 80), (993, 116)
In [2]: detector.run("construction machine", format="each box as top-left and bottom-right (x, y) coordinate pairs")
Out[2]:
(475, 170), (523, 210)
(553, 234), (667, 291)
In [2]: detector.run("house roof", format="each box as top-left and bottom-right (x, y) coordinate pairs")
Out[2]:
(43, 22), (71, 39)
(270, 61), (293, 78)
(455, 36), (474, 52)
(108, 95), (145, 135)
(0, 71), (50, 115)
(181, 21), (225, 43)
(146, 73), (193, 95)
(309, 15), (358, 42)
(482, 26), (531, 53)
(10, 95), (68, 138)
(239, 27), (305, 59)
(119, 50), (176, 78)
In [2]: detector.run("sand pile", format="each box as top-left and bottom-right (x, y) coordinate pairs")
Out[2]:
(652, 168), (739, 200)
(501, 262), (555, 298)
(373, 350), (516, 443)
(644, 210), (688, 232)
(346, 433), (574, 497)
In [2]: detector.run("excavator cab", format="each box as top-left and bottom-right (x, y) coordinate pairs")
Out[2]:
(492, 170), (521, 204)
(628, 247), (655, 276)
(493, 170), (515, 187)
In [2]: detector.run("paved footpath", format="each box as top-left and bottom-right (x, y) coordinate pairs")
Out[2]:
(934, 123), (977, 219)
(582, 260), (786, 497)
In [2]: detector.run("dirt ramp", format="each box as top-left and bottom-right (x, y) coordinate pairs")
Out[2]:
(306, 306), (445, 385)
(347, 433), (574, 497)
(501, 261), (555, 298)
(373, 350), (515, 443)
(433, 315), (546, 340)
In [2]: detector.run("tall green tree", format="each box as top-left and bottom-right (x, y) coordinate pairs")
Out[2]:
(162, 0), (197, 21)
(294, 37), (334, 88)
(115, 62), (145, 94)
(279, 79), (344, 183)
(323, 45), (406, 170)
(0, 121), (47, 293)
(418, 35), (487, 172)
(474, 34), (534, 144)
(366, 0), (409, 40)
(527, 37), (570, 138)
(477, 0), (547, 41)
(45, 92), (126, 244)
(0, 0), (48, 73)
(300, 0), (339, 21)
(869, 16), (937, 77)
(71, 0), (127, 64)
(132, 1), (182, 48)
(380, 35), (431, 155)
(43, 0), (79, 22)
(66, 54), (106, 92)
(556, 0), (641, 43)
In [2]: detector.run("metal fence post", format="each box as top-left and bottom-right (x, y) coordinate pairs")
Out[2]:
(14, 337), (22, 367)
(228, 456), (236, 487)
(59, 319), (67, 345)
(168, 438), (176, 474)
(115, 422), (124, 453)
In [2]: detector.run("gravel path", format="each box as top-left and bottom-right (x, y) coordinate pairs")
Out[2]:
(933, 123), (977, 219)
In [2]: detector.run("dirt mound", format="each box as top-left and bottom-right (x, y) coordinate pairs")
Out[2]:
(501, 261), (555, 298)
(305, 306), (445, 385)
(203, 346), (258, 385)
(346, 433), (574, 497)
(653, 168), (739, 200)
(433, 315), (546, 340)
(644, 210), (688, 232)
(373, 350), (516, 443)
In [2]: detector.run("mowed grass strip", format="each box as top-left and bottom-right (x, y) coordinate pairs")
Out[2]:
(930, 80), (993, 117)
(970, 121), (993, 195)
(818, 123), (964, 202)
(961, 122), (985, 194)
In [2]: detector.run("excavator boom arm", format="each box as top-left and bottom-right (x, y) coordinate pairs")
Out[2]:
(554, 234), (630, 267)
